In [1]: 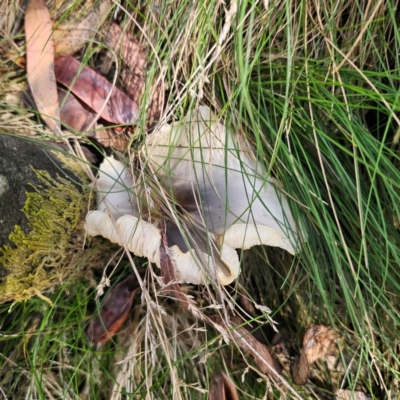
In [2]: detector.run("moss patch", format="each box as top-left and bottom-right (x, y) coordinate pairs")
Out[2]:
(0, 160), (89, 304)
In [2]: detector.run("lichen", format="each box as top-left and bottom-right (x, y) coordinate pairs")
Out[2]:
(0, 157), (91, 304)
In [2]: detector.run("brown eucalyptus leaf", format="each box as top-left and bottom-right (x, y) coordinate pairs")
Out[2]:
(105, 23), (163, 124)
(54, 55), (138, 125)
(209, 371), (239, 400)
(53, 0), (111, 55)
(58, 88), (134, 150)
(25, 0), (60, 134)
(87, 272), (141, 344)
(59, 88), (98, 132)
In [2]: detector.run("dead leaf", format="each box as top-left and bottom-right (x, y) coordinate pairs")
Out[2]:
(25, 0), (60, 134)
(54, 55), (138, 126)
(59, 88), (98, 132)
(335, 389), (371, 400)
(303, 325), (337, 364)
(292, 325), (338, 385)
(58, 87), (134, 150)
(105, 23), (163, 124)
(53, 0), (111, 55)
(87, 272), (142, 344)
(291, 348), (309, 385)
(86, 128), (132, 152)
(209, 371), (239, 400)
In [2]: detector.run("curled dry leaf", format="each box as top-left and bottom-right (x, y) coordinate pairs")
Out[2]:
(54, 55), (138, 126)
(146, 80), (163, 125)
(53, 0), (111, 55)
(292, 325), (338, 385)
(105, 23), (163, 124)
(209, 371), (239, 400)
(25, 0), (60, 134)
(159, 229), (177, 288)
(87, 272), (142, 344)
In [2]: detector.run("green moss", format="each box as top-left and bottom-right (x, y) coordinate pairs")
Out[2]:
(0, 160), (89, 304)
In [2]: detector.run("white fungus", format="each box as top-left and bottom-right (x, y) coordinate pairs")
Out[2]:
(85, 106), (302, 285)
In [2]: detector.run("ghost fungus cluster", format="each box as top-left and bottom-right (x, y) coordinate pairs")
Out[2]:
(85, 106), (302, 285)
